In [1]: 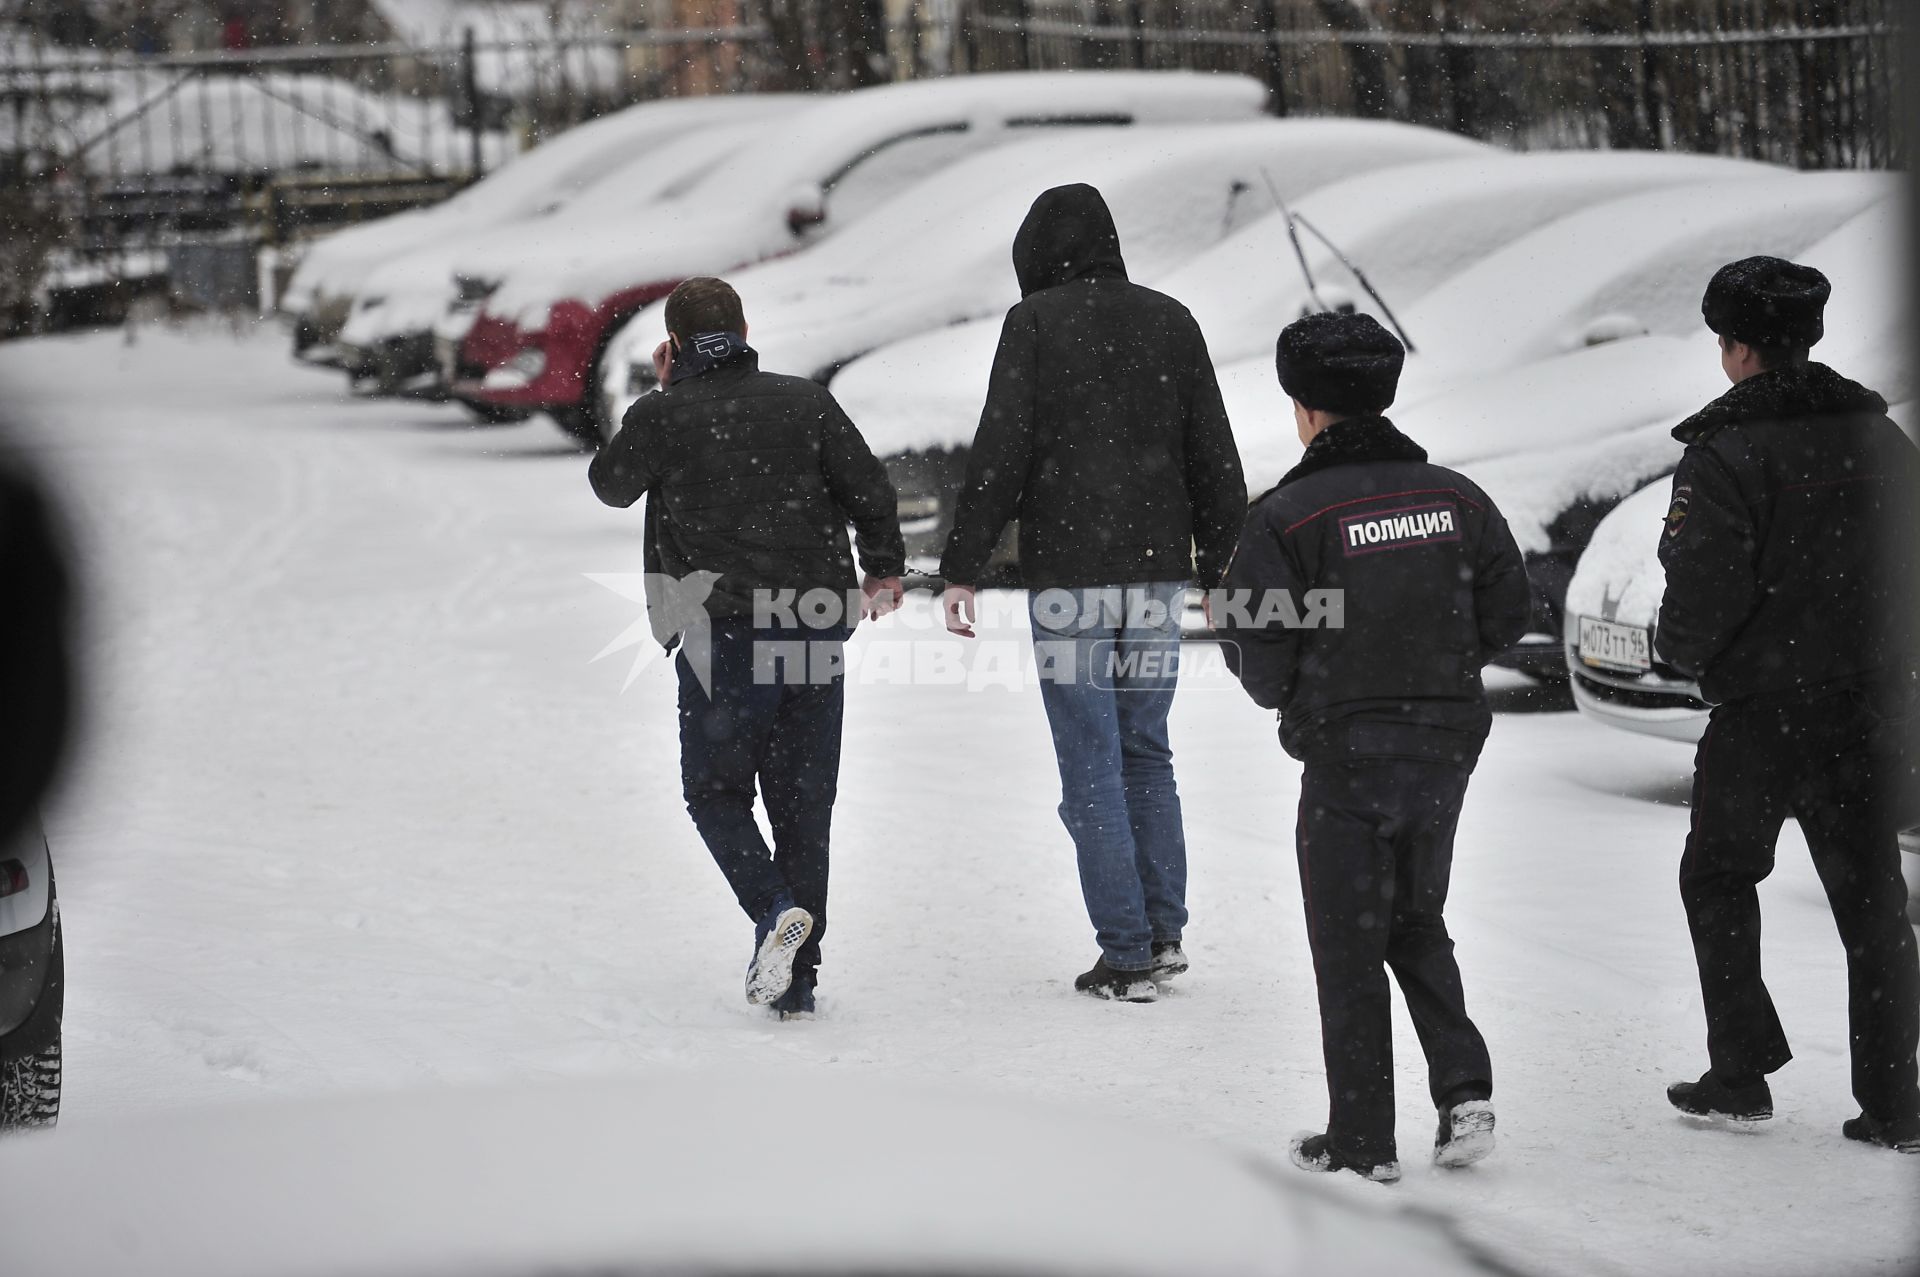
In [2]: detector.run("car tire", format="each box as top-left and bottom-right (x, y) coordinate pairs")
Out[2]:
(0, 901), (61, 1133)
(458, 400), (532, 426)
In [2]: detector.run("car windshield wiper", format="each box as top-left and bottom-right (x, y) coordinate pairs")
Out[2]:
(1260, 169), (1417, 355)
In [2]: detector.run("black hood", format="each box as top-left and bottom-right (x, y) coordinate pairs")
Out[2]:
(1673, 362), (1888, 444)
(1012, 184), (1128, 297)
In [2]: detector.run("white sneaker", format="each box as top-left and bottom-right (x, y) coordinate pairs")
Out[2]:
(744, 905), (813, 1006)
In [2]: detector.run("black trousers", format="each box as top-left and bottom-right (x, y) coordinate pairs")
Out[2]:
(1296, 759), (1492, 1165)
(1682, 685), (1920, 1121)
(677, 620), (846, 991)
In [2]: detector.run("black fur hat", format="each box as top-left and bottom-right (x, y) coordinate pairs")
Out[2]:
(1275, 311), (1405, 414)
(1701, 256), (1830, 348)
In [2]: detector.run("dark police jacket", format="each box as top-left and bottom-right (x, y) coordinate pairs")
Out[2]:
(1221, 418), (1530, 767)
(589, 350), (905, 646)
(940, 184), (1246, 590)
(1656, 362), (1919, 706)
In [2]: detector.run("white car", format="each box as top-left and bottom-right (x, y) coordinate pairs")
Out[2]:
(600, 117), (1487, 434)
(445, 70), (1271, 443)
(0, 1071), (1507, 1277)
(282, 93), (784, 367)
(844, 143), (1725, 463)
(336, 117), (775, 409)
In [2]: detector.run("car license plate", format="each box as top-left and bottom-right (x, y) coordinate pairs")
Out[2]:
(1578, 616), (1651, 672)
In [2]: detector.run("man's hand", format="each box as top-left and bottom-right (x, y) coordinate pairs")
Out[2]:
(861, 574), (903, 621)
(651, 339), (673, 387)
(943, 584), (977, 638)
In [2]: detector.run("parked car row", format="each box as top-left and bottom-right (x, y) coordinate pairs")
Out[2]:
(280, 71), (1901, 692)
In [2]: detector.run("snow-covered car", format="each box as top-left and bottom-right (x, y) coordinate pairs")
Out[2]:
(598, 117), (1487, 437)
(0, 821), (60, 1131)
(0, 1070), (1510, 1276)
(282, 92), (783, 368)
(447, 70), (1271, 445)
(336, 116), (774, 409)
(831, 148), (1771, 561)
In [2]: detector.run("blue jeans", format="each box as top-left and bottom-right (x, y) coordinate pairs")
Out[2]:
(1029, 581), (1191, 971)
(677, 619), (848, 990)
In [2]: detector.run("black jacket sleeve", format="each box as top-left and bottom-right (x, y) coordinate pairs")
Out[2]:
(588, 394), (659, 509)
(940, 305), (1037, 585)
(1472, 501), (1532, 664)
(1183, 323), (1247, 591)
(819, 393), (907, 580)
(1219, 507), (1305, 710)
(1655, 446), (1757, 678)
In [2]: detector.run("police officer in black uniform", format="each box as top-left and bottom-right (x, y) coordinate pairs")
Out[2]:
(1219, 313), (1531, 1183)
(1657, 257), (1920, 1153)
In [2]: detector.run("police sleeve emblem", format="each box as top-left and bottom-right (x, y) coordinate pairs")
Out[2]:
(1664, 484), (1692, 539)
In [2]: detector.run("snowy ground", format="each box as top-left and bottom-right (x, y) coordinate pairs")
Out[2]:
(4, 322), (1916, 1276)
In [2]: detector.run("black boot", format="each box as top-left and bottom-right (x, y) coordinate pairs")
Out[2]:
(1841, 1112), (1920, 1153)
(1150, 941), (1188, 983)
(1073, 957), (1157, 1003)
(1667, 1070), (1773, 1122)
(1433, 1086), (1496, 1168)
(1288, 1133), (1400, 1184)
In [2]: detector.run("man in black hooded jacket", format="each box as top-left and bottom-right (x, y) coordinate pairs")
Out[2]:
(1220, 312), (1530, 1184)
(940, 184), (1246, 1002)
(1656, 257), (1920, 1153)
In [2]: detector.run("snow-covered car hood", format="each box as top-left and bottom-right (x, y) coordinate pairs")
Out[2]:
(471, 70), (1271, 326)
(607, 118), (1485, 415)
(282, 93), (791, 316)
(1390, 170), (1895, 392)
(0, 1070), (1501, 1277)
(338, 121), (764, 348)
(1162, 148), (1775, 368)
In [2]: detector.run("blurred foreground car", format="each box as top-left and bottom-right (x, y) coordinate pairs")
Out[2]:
(601, 117), (1485, 435)
(281, 92), (777, 368)
(338, 115), (775, 410)
(450, 70), (1270, 445)
(0, 1071), (1514, 1277)
(0, 823), (59, 1130)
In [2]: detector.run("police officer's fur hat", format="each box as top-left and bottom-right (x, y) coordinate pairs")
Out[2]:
(1275, 312), (1405, 415)
(1701, 256), (1830, 349)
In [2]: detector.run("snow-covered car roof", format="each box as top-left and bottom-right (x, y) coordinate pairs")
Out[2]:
(604, 118), (1485, 420)
(475, 70), (1271, 324)
(1390, 170), (1895, 398)
(1792, 196), (1910, 402)
(284, 93), (792, 315)
(0, 1071), (1501, 1277)
(339, 120), (766, 348)
(1163, 149), (1776, 368)
(830, 148), (1773, 457)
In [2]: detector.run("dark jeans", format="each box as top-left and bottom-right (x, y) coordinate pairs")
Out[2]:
(1681, 685), (1920, 1121)
(1297, 759), (1492, 1165)
(677, 619), (847, 991)
(1029, 582), (1190, 971)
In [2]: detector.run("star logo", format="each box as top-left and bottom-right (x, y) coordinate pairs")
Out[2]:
(584, 570), (721, 694)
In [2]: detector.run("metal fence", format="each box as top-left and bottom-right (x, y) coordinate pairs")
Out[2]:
(0, 24), (773, 330)
(960, 0), (1902, 170)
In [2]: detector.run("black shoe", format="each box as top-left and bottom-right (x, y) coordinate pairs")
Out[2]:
(1841, 1112), (1920, 1153)
(1074, 957), (1158, 1003)
(744, 898), (813, 1007)
(1433, 1090), (1496, 1168)
(1150, 941), (1188, 983)
(1288, 1133), (1400, 1184)
(1667, 1070), (1773, 1123)
(769, 980), (816, 1022)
